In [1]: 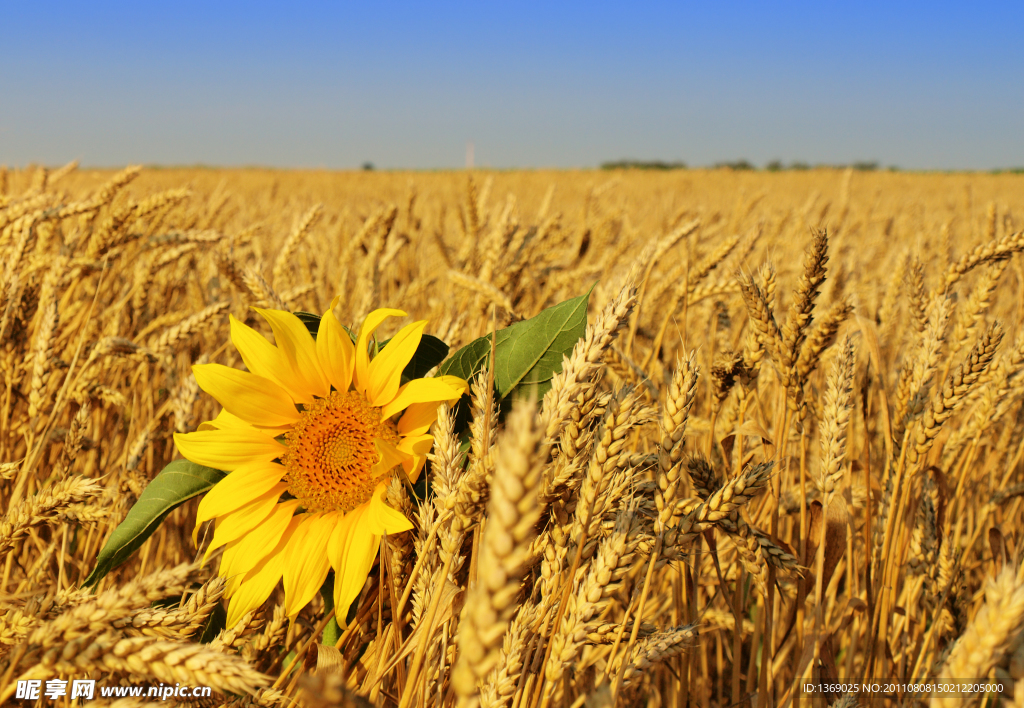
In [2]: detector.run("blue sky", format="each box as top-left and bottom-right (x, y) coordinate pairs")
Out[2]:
(1, 2), (1022, 170)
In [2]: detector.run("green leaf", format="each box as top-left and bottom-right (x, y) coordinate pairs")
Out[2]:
(83, 459), (226, 587)
(379, 334), (450, 382)
(439, 286), (593, 401)
(404, 334), (450, 379)
(198, 603), (227, 643)
(294, 311), (322, 339)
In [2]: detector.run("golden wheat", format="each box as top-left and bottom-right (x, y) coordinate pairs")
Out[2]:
(1, 165), (1023, 707)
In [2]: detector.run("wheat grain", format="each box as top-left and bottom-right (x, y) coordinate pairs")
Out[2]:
(0, 476), (103, 559)
(817, 336), (856, 503)
(147, 301), (230, 355)
(272, 203), (322, 289)
(453, 400), (544, 705)
(657, 353), (699, 531)
(18, 632), (268, 698)
(2, 165), (1023, 708)
(932, 569), (1024, 708)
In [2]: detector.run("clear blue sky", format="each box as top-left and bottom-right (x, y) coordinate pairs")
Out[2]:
(1, 2), (1022, 170)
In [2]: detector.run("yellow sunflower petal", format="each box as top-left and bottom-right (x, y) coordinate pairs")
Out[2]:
(366, 320), (427, 407)
(255, 308), (330, 399)
(397, 433), (434, 482)
(225, 516), (301, 627)
(396, 403), (439, 436)
(371, 438), (411, 478)
(229, 314), (310, 402)
(397, 374), (468, 435)
(365, 482), (414, 535)
(316, 309), (355, 393)
(354, 308), (406, 393)
(173, 428), (286, 470)
(217, 499), (298, 580)
(193, 461), (286, 544)
(381, 377), (463, 420)
(435, 375), (469, 395)
(327, 504), (380, 624)
(403, 376), (468, 431)
(219, 539), (247, 594)
(204, 488), (292, 561)
(198, 407), (292, 436)
(192, 363), (300, 428)
(197, 408), (255, 433)
(282, 512), (336, 618)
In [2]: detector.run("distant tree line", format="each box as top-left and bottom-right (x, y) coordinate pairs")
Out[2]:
(601, 159), (903, 172)
(600, 160), (688, 170)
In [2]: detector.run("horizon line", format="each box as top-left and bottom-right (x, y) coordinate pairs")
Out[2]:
(5, 162), (1024, 175)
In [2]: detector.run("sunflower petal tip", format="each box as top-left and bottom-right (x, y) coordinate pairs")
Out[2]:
(225, 604), (244, 629)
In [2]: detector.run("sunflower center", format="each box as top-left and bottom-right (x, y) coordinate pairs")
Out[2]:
(282, 390), (399, 513)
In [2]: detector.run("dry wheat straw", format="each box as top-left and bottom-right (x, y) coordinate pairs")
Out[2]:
(3, 164), (1024, 708)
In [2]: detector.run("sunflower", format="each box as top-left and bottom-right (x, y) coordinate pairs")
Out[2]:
(173, 304), (466, 627)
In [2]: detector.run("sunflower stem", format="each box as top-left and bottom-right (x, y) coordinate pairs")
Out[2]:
(320, 573), (342, 647)
(271, 606), (337, 690)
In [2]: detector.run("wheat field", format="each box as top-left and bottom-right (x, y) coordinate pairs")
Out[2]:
(1, 162), (1024, 708)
